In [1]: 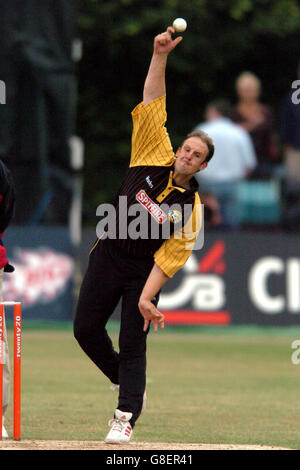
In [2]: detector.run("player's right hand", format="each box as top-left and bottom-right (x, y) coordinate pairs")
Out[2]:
(138, 298), (165, 332)
(154, 27), (183, 55)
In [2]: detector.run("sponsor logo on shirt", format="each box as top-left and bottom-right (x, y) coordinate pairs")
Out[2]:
(136, 190), (167, 224)
(168, 209), (182, 224)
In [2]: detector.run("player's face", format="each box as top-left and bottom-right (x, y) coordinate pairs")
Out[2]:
(175, 137), (208, 176)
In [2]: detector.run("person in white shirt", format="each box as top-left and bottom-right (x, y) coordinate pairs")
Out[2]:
(194, 99), (257, 228)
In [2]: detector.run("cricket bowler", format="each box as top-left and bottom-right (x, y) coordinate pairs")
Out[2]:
(74, 26), (214, 444)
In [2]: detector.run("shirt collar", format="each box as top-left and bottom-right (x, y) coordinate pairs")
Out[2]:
(170, 166), (199, 193)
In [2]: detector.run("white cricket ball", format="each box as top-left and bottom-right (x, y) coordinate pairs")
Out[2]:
(173, 18), (187, 33)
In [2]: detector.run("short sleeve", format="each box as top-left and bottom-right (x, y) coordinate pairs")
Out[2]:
(130, 95), (175, 167)
(154, 193), (202, 278)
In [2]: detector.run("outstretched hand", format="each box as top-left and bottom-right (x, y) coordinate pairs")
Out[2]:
(138, 298), (165, 332)
(154, 26), (183, 55)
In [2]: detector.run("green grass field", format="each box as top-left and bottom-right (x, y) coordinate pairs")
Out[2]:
(4, 322), (300, 449)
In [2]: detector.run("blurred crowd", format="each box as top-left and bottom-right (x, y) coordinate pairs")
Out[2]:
(194, 61), (300, 232)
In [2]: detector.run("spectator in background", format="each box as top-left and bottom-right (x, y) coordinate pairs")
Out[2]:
(231, 71), (279, 179)
(193, 99), (257, 229)
(280, 61), (300, 182)
(200, 192), (223, 229)
(280, 62), (300, 231)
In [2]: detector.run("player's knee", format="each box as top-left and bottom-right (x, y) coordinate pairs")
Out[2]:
(73, 316), (90, 346)
(73, 313), (107, 349)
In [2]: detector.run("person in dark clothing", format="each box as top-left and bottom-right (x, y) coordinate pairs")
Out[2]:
(280, 62), (300, 182)
(74, 26), (214, 444)
(0, 159), (15, 439)
(231, 71), (279, 179)
(0, 160), (15, 272)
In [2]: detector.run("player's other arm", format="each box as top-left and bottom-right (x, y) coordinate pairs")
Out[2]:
(143, 26), (182, 105)
(139, 195), (202, 332)
(138, 264), (168, 333)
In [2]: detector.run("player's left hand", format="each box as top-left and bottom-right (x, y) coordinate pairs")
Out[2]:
(138, 298), (165, 332)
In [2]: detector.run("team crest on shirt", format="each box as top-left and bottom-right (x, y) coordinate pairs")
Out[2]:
(168, 209), (182, 224)
(136, 190), (167, 224)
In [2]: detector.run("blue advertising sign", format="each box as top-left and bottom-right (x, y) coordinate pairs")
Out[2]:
(79, 230), (300, 326)
(159, 231), (300, 326)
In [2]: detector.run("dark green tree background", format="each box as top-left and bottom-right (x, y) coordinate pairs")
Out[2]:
(77, 0), (300, 226)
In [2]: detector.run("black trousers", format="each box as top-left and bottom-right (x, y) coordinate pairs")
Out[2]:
(74, 238), (156, 427)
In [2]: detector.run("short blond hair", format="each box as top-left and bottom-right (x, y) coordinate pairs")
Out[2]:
(235, 71), (261, 92)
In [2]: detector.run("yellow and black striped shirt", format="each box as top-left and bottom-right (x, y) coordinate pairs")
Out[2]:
(109, 95), (202, 278)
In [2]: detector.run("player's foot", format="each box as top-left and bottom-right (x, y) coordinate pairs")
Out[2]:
(110, 385), (147, 413)
(2, 418), (8, 439)
(105, 409), (133, 444)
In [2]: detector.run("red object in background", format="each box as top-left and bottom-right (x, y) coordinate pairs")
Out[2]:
(0, 245), (8, 269)
(13, 302), (22, 440)
(198, 240), (225, 274)
(163, 310), (231, 325)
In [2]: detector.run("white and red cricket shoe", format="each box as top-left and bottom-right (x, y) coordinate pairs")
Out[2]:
(105, 409), (133, 444)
